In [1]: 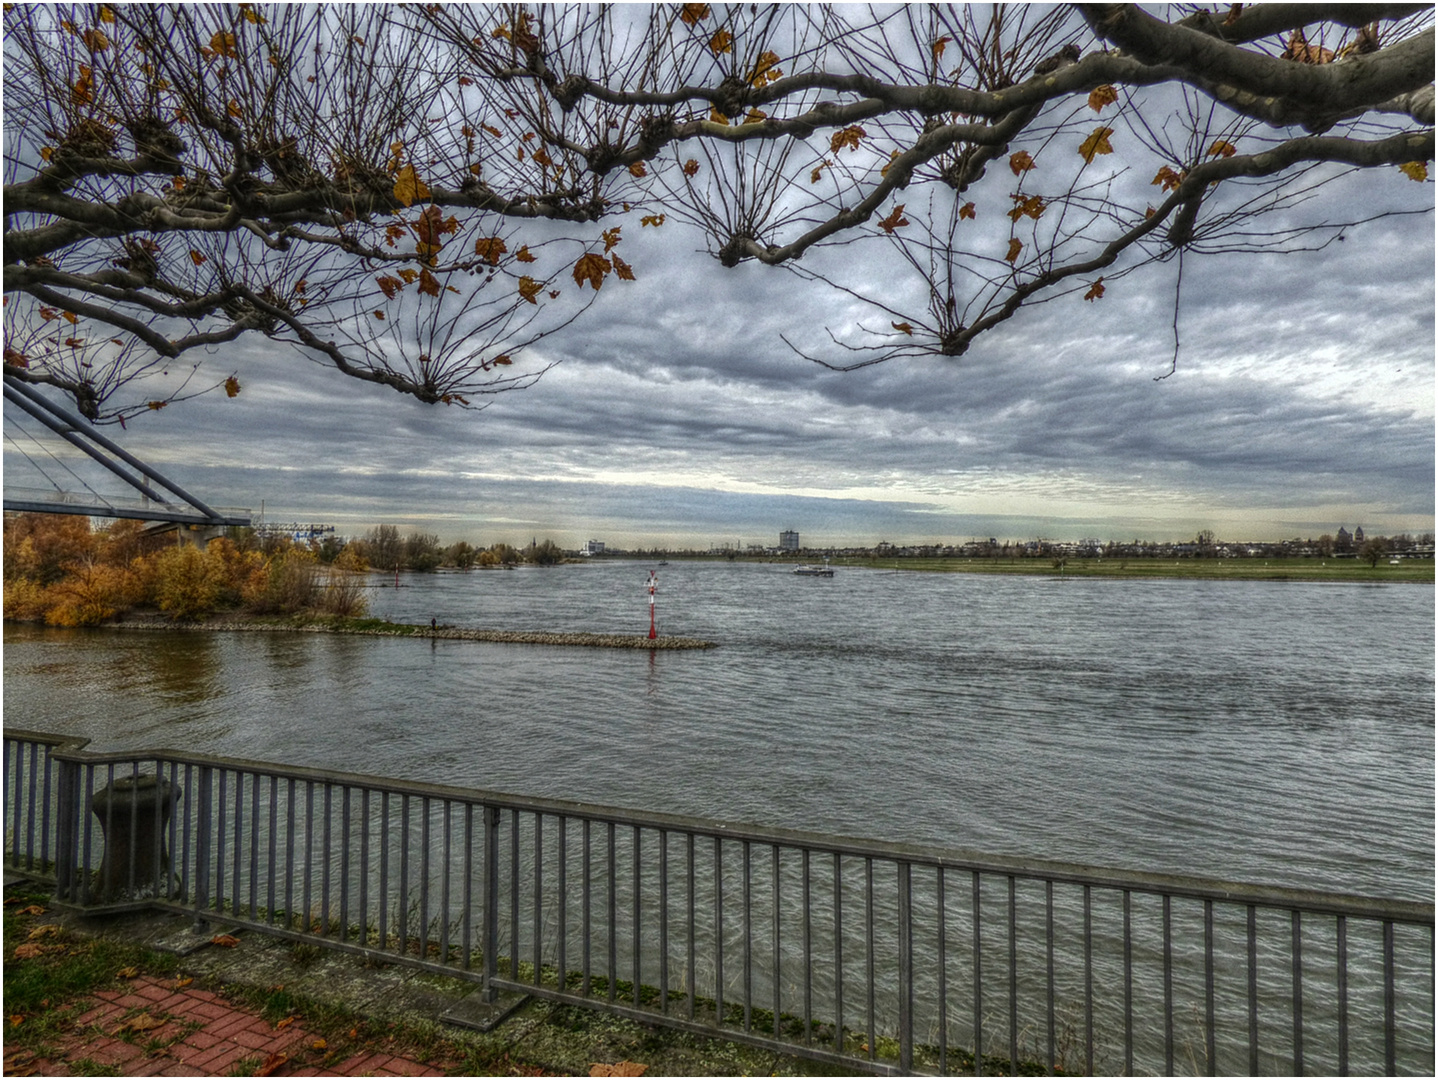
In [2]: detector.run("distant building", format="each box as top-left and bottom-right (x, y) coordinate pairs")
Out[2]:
(779, 529), (799, 552)
(1354, 525), (1365, 545)
(584, 539), (605, 555)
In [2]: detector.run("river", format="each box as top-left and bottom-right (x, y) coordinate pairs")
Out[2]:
(4, 561), (1433, 902)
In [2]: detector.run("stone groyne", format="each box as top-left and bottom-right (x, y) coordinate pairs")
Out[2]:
(106, 617), (715, 650)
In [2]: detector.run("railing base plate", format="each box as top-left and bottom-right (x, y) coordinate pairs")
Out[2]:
(441, 990), (531, 1034)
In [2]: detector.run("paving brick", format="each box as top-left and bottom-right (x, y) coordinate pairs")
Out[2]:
(71, 1002), (126, 1027)
(203, 1012), (261, 1038)
(184, 999), (235, 1022)
(178, 1028), (224, 1051)
(184, 1042), (251, 1073)
(112, 993), (155, 1010)
(152, 991), (199, 1013)
(83, 1038), (147, 1066)
(134, 981), (173, 1002)
(333, 1050), (388, 1074)
(159, 1065), (202, 1077)
(232, 1026), (293, 1051)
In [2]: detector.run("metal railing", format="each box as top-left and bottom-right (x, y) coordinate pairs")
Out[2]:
(5, 728), (1433, 1076)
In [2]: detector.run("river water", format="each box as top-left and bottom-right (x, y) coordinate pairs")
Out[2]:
(4, 561), (1432, 902)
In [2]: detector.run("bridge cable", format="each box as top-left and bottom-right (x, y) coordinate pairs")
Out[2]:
(3, 412), (116, 510)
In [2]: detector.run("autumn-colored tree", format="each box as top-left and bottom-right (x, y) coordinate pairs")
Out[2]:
(2, 513), (95, 583)
(150, 543), (224, 620)
(42, 556), (143, 626)
(3, 4), (1431, 419)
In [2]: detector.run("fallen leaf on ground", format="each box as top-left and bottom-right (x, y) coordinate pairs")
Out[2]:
(211, 933), (240, 948)
(275, 1016), (294, 1029)
(256, 1051), (288, 1076)
(311, 1038), (327, 1051)
(13, 943), (63, 960)
(27, 924), (61, 940)
(20, 905), (46, 915)
(590, 1062), (647, 1077)
(172, 977), (193, 989)
(116, 966), (139, 979)
(114, 1013), (165, 1035)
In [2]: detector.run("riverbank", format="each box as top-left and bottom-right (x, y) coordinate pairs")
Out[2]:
(98, 612), (716, 649)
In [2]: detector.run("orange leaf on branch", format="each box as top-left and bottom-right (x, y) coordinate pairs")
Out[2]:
(518, 276), (543, 304)
(393, 164), (430, 207)
(628, 161), (648, 177)
(601, 227), (622, 252)
(682, 159), (700, 178)
(225, 376), (241, 398)
(1399, 161), (1428, 181)
(1151, 165), (1184, 191)
(892, 322), (913, 335)
(747, 51), (782, 86)
(680, 3), (710, 26)
(1083, 278), (1105, 302)
(573, 253), (611, 291)
(830, 126), (866, 153)
(515, 245), (537, 262)
(640, 214), (665, 228)
(1207, 139), (1237, 158)
(1009, 150), (1036, 175)
(611, 252), (635, 281)
(474, 237), (508, 265)
(877, 204), (909, 233)
(1087, 85), (1118, 112)
(1078, 127), (1114, 163)
(417, 268), (442, 297)
(708, 29), (733, 55)
(1005, 237), (1023, 264)
(959, 202), (976, 220)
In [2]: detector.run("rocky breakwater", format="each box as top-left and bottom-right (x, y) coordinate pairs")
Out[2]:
(107, 614), (715, 649)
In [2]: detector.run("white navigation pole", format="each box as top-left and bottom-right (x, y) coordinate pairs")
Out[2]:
(647, 570), (657, 640)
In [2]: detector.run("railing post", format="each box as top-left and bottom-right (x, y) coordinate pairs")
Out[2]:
(483, 804), (500, 1002)
(897, 860), (913, 1074)
(192, 765), (213, 932)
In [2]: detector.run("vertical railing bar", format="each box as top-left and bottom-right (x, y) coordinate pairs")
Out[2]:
(1291, 908), (1304, 1076)
(583, 818), (592, 997)
(24, 742), (37, 870)
(214, 767), (226, 918)
(6, 739), (19, 869)
(866, 857), (875, 1064)
(1204, 898), (1216, 1076)
(1163, 893), (1174, 1076)
(248, 768), (260, 920)
(149, 758), (164, 897)
(482, 805), (499, 1001)
(772, 844), (781, 1039)
(321, 783), (334, 936)
(1007, 875), (1017, 1078)
(377, 791), (389, 951)
(510, 808), (521, 981)
(632, 825), (641, 1008)
(340, 788), (353, 946)
(40, 743), (54, 876)
(607, 821), (617, 1003)
(715, 835), (725, 1026)
(534, 814), (544, 987)
(1383, 919), (1395, 1076)
(190, 764), (209, 929)
(461, 802), (473, 971)
(359, 789), (371, 947)
(284, 780), (297, 932)
(1046, 879), (1055, 1076)
(300, 779), (313, 935)
(180, 763), (194, 920)
(750, 840), (764, 1034)
(658, 828), (668, 1015)
(266, 776), (279, 927)
(1247, 903), (1259, 1077)
(1083, 883), (1093, 1077)
(126, 761), (140, 897)
(686, 831), (696, 1021)
(440, 798), (452, 966)
(419, 796), (431, 958)
(898, 860), (913, 1075)
(1123, 889), (1134, 1079)
(938, 867), (948, 1077)
(973, 870), (982, 1077)
(835, 853), (845, 1057)
(1336, 914), (1348, 1077)
(802, 847), (813, 1048)
(229, 769), (242, 918)
(399, 794), (412, 957)
(558, 816), (568, 993)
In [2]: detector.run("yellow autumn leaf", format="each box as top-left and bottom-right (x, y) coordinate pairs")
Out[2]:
(679, 3), (710, 26)
(572, 252), (611, 291)
(708, 29), (732, 55)
(210, 31), (237, 58)
(393, 164), (429, 207)
(1005, 237), (1022, 263)
(1398, 161), (1427, 182)
(475, 237), (508, 265)
(1078, 127), (1114, 163)
(518, 276), (543, 304)
(1207, 139), (1237, 158)
(611, 252), (635, 281)
(515, 245), (537, 262)
(1087, 85), (1118, 112)
(892, 321), (913, 335)
(1083, 278), (1105, 301)
(830, 126), (866, 153)
(224, 376), (241, 398)
(959, 202), (976, 220)
(1009, 151), (1036, 175)
(628, 161), (648, 177)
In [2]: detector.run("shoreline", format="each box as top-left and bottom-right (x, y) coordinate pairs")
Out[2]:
(94, 613), (716, 649)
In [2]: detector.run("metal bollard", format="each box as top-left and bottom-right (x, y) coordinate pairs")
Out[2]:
(89, 774), (181, 903)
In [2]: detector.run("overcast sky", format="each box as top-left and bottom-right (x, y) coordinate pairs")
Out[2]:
(5, 167), (1434, 550)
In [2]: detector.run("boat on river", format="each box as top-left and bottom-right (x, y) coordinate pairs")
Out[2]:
(793, 563), (834, 577)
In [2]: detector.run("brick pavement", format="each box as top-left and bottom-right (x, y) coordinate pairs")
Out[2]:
(7, 975), (449, 1077)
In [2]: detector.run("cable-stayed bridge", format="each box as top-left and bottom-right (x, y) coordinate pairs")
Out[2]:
(3, 373), (251, 531)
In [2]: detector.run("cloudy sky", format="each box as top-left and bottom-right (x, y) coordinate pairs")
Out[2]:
(5, 159), (1434, 552)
